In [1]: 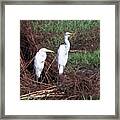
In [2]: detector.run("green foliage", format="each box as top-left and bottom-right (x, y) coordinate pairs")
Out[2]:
(50, 34), (63, 51)
(30, 20), (100, 33)
(68, 50), (100, 67)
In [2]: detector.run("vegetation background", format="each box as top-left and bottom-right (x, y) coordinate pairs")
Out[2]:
(20, 20), (100, 100)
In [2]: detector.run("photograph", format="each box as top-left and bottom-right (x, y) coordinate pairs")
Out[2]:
(20, 20), (100, 100)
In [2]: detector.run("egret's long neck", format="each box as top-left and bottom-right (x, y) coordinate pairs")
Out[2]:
(64, 36), (70, 51)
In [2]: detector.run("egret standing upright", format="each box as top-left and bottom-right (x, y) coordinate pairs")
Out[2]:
(34, 48), (54, 81)
(57, 32), (72, 75)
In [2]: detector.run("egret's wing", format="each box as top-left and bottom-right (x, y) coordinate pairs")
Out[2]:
(34, 52), (46, 70)
(34, 51), (46, 78)
(57, 44), (68, 66)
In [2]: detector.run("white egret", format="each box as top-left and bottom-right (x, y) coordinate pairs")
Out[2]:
(57, 32), (72, 75)
(34, 48), (54, 80)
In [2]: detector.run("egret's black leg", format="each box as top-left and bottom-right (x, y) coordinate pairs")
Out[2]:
(57, 74), (65, 92)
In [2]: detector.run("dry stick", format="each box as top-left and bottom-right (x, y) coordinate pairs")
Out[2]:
(47, 72), (53, 83)
(45, 56), (56, 74)
(20, 84), (28, 89)
(20, 88), (57, 99)
(69, 50), (88, 53)
(88, 73), (97, 79)
(20, 55), (25, 70)
(20, 57), (24, 71)
(31, 74), (35, 79)
(44, 74), (50, 83)
(21, 86), (57, 97)
(21, 93), (63, 100)
(66, 95), (78, 100)
(42, 56), (57, 83)
(21, 94), (64, 100)
(22, 77), (53, 87)
(20, 49), (25, 60)
(20, 78), (30, 86)
(21, 56), (35, 74)
(20, 56), (28, 78)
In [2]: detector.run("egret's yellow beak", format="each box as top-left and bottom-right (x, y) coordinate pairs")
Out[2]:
(46, 49), (54, 53)
(68, 32), (72, 35)
(69, 32), (75, 36)
(72, 32), (76, 35)
(69, 33), (75, 38)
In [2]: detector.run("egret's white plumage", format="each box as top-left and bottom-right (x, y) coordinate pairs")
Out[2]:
(34, 48), (54, 79)
(58, 32), (72, 74)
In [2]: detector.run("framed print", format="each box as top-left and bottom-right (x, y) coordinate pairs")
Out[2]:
(0, 0), (119, 119)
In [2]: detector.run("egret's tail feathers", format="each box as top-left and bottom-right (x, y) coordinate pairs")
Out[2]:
(59, 65), (64, 75)
(35, 69), (41, 78)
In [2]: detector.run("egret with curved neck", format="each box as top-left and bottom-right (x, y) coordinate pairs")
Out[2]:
(34, 48), (54, 81)
(57, 32), (72, 75)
